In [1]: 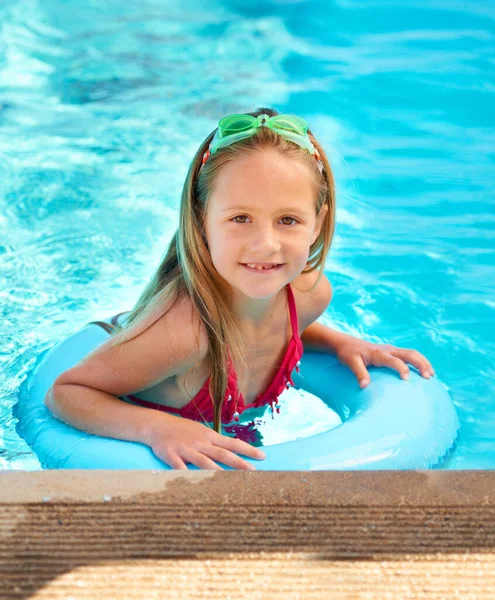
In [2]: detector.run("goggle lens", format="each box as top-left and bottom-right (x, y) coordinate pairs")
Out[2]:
(218, 114), (256, 135)
(270, 115), (308, 135)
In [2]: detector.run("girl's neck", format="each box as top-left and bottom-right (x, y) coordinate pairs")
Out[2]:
(231, 285), (287, 336)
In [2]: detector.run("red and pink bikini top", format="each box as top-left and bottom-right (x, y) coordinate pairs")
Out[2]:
(123, 283), (304, 425)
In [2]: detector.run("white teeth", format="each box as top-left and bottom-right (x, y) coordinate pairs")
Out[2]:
(246, 264), (276, 270)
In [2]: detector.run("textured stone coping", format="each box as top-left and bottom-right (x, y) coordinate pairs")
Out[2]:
(1, 471), (494, 599)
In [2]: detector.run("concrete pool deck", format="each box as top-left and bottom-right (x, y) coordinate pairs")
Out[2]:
(0, 470), (493, 599)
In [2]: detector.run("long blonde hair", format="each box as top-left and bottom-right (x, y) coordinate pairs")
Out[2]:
(108, 106), (336, 433)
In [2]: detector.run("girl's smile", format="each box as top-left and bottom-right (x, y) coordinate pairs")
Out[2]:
(241, 263), (284, 274)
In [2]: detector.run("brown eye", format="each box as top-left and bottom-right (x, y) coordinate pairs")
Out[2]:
(281, 217), (298, 226)
(232, 215), (249, 223)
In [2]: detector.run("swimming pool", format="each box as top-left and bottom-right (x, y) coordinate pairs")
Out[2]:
(1, 0), (493, 470)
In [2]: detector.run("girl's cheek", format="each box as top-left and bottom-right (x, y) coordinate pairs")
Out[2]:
(224, 229), (242, 242)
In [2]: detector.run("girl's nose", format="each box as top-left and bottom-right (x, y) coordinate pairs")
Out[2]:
(250, 226), (281, 252)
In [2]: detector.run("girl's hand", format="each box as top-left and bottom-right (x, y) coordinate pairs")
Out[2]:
(335, 338), (435, 389)
(147, 413), (266, 471)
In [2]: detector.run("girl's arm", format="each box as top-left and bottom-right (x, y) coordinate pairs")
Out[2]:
(46, 382), (168, 446)
(47, 382), (263, 470)
(46, 298), (265, 469)
(297, 270), (343, 354)
(298, 273), (435, 387)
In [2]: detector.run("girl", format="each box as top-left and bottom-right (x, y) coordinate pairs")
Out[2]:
(45, 107), (435, 471)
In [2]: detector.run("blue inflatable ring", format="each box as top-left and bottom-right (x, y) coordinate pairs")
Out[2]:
(16, 318), (460, 470)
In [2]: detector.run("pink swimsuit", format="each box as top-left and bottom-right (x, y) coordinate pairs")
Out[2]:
(89, 283), (303, 425)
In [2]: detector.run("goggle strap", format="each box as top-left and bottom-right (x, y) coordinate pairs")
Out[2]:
(201, 148), (210, 166)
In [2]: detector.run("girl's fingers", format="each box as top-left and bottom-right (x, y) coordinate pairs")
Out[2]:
(389, 349), (435, 377)
(349, 346), (435, 383)
(371, 351), (409, 379)
(381, 355), (410, 380)
(219, 436), (266, 461)
(208, 446), (256, 471)
(164, 453), (189, 470)
(345, 346), (435, 384)
(344, 354), (370, 386)
(184, 450), (225, 471)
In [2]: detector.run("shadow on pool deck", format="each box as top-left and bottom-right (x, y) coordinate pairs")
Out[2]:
(0, 471), (494, 599)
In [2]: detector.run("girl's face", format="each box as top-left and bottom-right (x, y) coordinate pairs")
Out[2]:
(204, 149), (327, 300)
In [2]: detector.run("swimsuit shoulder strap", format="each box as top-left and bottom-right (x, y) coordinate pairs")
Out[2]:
(286, 283), (299, 338)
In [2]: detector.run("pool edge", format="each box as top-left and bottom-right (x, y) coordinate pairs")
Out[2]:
(1, 471), (494, 599)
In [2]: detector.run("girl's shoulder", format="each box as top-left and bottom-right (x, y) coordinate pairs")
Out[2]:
(122, 292), (210, 363)
(291, 270), (333, 333)
(116, 291), (210, 376)
(54, 292), (209, 396)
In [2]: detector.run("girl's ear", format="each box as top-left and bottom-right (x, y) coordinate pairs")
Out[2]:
(311, 203), (328, 245)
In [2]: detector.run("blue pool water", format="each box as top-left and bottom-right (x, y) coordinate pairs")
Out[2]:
(0, 0), (493, 470)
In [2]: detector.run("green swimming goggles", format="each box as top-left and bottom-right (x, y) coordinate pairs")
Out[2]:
(201, 113), (323, 171)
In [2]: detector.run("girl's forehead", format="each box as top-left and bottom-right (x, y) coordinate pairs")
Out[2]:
(209, 151), (316, 209)
(219, 149), (309, 182)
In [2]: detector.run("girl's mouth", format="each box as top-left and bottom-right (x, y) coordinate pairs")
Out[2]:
(241, 263), (283, 274)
